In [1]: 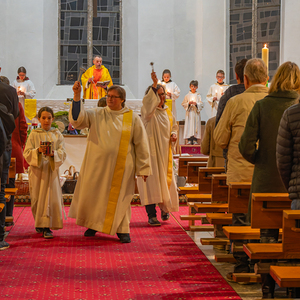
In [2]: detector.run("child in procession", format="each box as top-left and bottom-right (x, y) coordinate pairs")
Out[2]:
(24, 107), (66, 239)
(182, 80), (203, 145)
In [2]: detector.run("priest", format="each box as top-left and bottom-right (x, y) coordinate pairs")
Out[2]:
(81, 55), (113, 99)
(137, 71), (179, 226)
(68, 81), (151, 243)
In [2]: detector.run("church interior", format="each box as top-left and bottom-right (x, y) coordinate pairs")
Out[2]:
(1, 0), (300, 299)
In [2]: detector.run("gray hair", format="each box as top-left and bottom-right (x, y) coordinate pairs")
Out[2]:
(244, 58), (268, 84)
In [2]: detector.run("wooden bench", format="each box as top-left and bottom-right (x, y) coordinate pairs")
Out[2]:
(178, 156), (208, 177)
(186, 162), (208, 183)
(211, 174), (228, 203)
(270, 266), (300, 288)
(178, 186), (199, 195)
(227, 182), (251, 213)
(198, 167), (225, 194)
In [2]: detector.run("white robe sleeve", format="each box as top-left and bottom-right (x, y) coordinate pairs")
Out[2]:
(25, 80), (36, 99)
(50, 132), (67, 172)
(206, 85), (215, 108)
(23, 132), (42, 168)
(141, 88), (160, 122)
(181, 95), (189, 111)
(171, 82), (180, 100)
(171, 113), (178, 136)
(197, 94), (204, 110)
(69, 101), (93, 129)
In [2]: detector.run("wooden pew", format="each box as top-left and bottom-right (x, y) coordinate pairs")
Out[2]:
(197, 167), (225, 194)
(178, 156), (208, 177)
(227, 182), (251, 213)
(211, 174), (228, 203)
(270, 266), (300, 288)
(186, 161), (208, 183)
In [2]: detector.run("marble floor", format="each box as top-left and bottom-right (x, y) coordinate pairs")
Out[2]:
(187, 230), (290, 300)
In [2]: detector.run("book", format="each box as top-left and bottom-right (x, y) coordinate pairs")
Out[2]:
(96, 80), (110, 87)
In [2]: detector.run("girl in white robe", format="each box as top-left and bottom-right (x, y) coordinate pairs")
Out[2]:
(182, 80), (204, 144)
(24, 107), (66, 239)
(162, 69), (180, 120)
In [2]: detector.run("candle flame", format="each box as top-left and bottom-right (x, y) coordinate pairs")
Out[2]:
(264, 44), (267, 48)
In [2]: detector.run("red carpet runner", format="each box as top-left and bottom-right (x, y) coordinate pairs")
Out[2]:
(0, 206), (241, 300)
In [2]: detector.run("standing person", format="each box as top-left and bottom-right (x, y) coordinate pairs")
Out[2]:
(206, 70), (229, 117)
(69, 82), (150, 243)
(137, 71), (179, 226)
(181, 80), (203, 145)
(12, 66), (36, 109)
(81, 55), (113, 100)
(200, 116), (224, 167)
(161, 69), (180, 120)
(24, 107), (67, 239)
(214, 58), (268, 278)
(0, 79), (19, 250)
(0, 77), (28, 226)
(240, 61), (300, 242)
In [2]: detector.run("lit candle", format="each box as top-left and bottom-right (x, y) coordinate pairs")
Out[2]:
(262, 44), (269, 72)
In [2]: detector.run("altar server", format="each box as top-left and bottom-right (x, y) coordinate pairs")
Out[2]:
(137, 71), (179, 226)
(24, 107), (66, 239)
(69, 82), (150, 243)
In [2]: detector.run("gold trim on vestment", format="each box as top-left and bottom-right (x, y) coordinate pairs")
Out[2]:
(102, 110), (133, 234)
(166, 108), (173, 189)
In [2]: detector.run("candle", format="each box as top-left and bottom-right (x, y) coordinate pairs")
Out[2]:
(262, 44), (269, 72)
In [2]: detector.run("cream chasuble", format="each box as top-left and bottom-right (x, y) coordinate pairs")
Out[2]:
(68, 103), (151, 235)
(137, 88), (179, 213)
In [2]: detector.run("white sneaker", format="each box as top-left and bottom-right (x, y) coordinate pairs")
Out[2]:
(187, 140), (192, 145)
(194, 141), (199, 145)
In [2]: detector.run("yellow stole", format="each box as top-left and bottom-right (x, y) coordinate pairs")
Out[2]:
(166, 108), (173, 189)
(102, 110), (133, 234)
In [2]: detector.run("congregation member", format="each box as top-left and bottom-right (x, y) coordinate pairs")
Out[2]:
(161, 69), (180, 119)
(200, 116), (224, 167)
(0, 77), (28, 227)
(12, 66), (36, 109)
(0, 78), (19, 250)
(24, 107), (66, 239)
(206, 70), (229, 117)
(276, 67), (300, 210)
(69, 82), (150, 243)
(81, 55), (113, 100)
(181, 80), (203, 145)
(214, 58), (268, 278)
(137, 71), (179, 226)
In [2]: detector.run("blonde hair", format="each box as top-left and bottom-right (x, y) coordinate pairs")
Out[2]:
(268, 61), (300, 94)
(244, 58), (268, 84)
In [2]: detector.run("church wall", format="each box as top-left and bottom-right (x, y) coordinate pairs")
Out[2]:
(122, 0), (228, 122)
(0, 0), (57, 99)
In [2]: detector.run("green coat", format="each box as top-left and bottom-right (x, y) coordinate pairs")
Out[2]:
(239, 90), (299, 222)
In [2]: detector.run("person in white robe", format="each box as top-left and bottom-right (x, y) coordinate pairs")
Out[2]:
(68, 82), (151, 243)
(206, 70), (229, 117)
(12, 66), (36, 110)
(182, 80), (204, 145)
(24, 107), (66, 239)
(161, 69), (180, 120)
(137, 71), (179, 226)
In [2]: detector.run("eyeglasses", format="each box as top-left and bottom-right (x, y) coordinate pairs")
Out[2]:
(158, 92), (166, 97)
(107, 95), (121, 100)
(216, 76), (224, 79)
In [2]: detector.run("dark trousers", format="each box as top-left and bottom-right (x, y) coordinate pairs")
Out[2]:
(145, 204), (157, 219)
(6, 178), (15, 217)
(0, 149), (12, 241)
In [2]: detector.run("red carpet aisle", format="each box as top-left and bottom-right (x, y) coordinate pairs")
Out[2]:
(0, 207), (241, 300)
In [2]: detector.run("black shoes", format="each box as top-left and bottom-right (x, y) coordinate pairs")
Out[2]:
(84, 228), (97, 237)
(148, 217), (161, 226)
(117, 233), (131, 243)
(43, 228), (53, 239)
(36, 227), (44, 233)
(161, 211), (170, 221)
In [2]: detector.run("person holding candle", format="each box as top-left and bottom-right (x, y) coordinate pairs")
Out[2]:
(24, 107), (67, 239)
(206, 70), (229, 117)
(181, 80), (203, 145)
(81, 55), (113, 100)
(12, 66), (36, 110)
(137, 71), (179, 226)
(161, 69), (180, 120)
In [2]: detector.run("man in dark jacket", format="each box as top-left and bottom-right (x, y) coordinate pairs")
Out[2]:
(277, 103), (300, 210)
(0, 80), (19, 250)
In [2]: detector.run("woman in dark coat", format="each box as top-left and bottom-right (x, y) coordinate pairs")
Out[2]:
(239, 61), (300, 242)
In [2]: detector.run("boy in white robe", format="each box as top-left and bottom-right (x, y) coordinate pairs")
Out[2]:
(137, 71), (179, 226)
(182, 80), (203, 145)
(68, 82), (151, 243)
(206, 70), (229, 117)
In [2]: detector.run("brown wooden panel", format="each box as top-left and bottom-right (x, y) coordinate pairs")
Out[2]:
(211, 174), (228, 203)
(283, 211), (300, 258)
(178, 156), (208, 177)
(198, 167), (225, 194)
(186, 162), (207, 183)
(228, 182), (251, 214)
(270, 266), (300, 288)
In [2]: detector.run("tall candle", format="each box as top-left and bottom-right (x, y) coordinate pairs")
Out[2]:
(262, 44), (269, 72)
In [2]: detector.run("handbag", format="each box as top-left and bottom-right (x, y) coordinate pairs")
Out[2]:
(62, 166), (79, 194)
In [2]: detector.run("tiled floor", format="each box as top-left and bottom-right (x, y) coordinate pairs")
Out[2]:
(188, 230), (290, 300)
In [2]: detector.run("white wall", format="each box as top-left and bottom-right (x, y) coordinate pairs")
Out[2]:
(280, 0), (300, 66)
(0, 0), (58, 99)
(122, 0), (228, 122)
